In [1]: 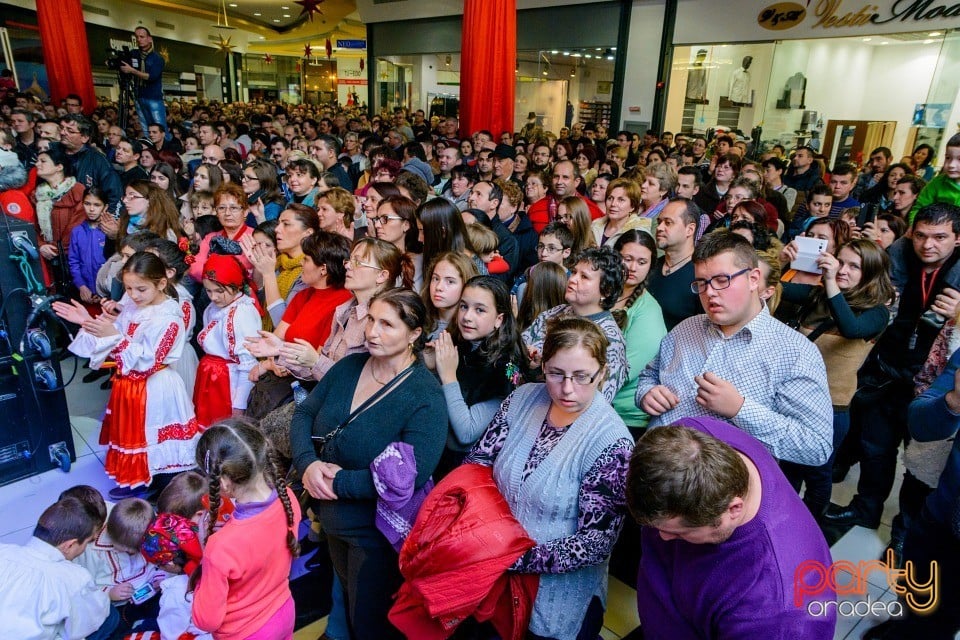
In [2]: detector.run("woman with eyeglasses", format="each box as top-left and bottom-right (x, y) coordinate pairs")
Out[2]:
(522, 246), (629, 403)
(466, 317), (633, 640)
(246, 238), (411, 386)
(241, 158), (286, 226)
(372, 195), (424, 290)
(187, 182), (254, 285)
(117, 180), (184, 247)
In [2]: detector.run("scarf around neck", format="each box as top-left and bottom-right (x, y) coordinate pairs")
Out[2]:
(34, 177), (77, 243)
(276, 252), (305, 299)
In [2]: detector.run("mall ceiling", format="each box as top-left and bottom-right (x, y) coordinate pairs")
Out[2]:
(130, 0), (366, 57)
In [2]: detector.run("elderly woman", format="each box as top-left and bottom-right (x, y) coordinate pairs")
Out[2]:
(466, 317), (633, 640)
(639, 162), (677, 221)
(522, 246), (629, 402)
(291, 288), (447, 640)
(187, 182), (254, 284)
(591, 177), (648, 247)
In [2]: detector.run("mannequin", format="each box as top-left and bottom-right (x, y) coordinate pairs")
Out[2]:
(728, 56), (752, 105)
(685, 49), (709, 103)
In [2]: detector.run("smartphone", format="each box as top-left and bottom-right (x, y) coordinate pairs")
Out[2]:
(130, 582), (156, 604)
(856, 203), (878, 229)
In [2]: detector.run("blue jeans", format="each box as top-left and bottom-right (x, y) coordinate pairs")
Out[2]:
(136, 97), (168, 131)
(85, 604), (119, 640)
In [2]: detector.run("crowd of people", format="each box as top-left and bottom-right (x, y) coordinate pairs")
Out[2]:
(1, 87), (960, 640)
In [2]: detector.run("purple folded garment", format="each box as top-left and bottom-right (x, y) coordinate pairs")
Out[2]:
(371, 441), (434, 551)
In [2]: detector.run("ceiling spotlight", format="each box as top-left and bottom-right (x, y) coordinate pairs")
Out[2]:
(585, 54), (592, 58)
(570, 68), (575, 77)
(283, 13), (290, 17)
(862, 37), (872, 41)
(595, 47), (602, 51)
(562, 51), (570, 56)
(930, 31), (942, 36)
(542, 70), (548, 76)
(254, 11), (261, 15)
(228, 2), (237, 6)
(551, 50), (558, 55)
(881, 41), (889, 45)
(273, 18), (280, 22)
(281, 5), (289, 8)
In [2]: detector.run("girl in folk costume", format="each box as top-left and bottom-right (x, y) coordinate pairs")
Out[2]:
(195, 254), (262, 429)
(145, 237), (199, 398)
(54, 252), (199, 498)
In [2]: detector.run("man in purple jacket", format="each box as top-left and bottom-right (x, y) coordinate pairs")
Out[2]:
(626, 417), (836, 639)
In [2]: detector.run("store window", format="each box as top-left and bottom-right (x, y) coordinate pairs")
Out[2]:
(373, 46), (618, 136)
(666, 31), (955, 166)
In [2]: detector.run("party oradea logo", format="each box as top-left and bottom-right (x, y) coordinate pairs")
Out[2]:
(794, 549), (939, 618)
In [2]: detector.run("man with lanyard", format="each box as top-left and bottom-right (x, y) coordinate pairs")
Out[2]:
(120, 27), (167, 134)
(826, 203), (960, 535)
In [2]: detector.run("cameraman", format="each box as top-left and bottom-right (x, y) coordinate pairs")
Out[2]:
(120, 27), (166, 133)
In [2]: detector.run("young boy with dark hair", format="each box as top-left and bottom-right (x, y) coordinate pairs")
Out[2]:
(0, 498), (114, 639)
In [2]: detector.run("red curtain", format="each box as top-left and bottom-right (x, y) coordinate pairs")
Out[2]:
(459, 0), (516, 140)
(36, 0), (96, 113)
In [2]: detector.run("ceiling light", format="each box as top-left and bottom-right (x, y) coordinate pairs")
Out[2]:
(881, 41), (889, 45)
(562, 51), (570, 56)
(254, 11), (261, 15)
(281, 5), (289, 8)
(930, 31), (941, 36)
(551, 50), (558, 55)
(228, 2), (237, 6)
(273, 18), (280, 22)
(595, 48), (602, 51)
(542, 70), (548, 76)
(283, 13), (290, 17)
(585, 54), (592, 58)
(572, 52), (582, 57)
(607, 55), (614, 61)
(611, 47), (616, 51)
(862, 37), (872, 41)
(924, 39), (935, 44)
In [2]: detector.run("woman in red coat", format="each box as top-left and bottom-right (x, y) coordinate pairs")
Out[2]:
(30, 145), (86, 285)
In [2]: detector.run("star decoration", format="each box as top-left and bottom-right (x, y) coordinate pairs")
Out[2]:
(295, 0), (325, 22)
(303, 43), (313, 58)
(325, 38), (332, 60)
(158, 46), (170, 64)
(264, 54), (273, 64)
(217, 36), (235, 54)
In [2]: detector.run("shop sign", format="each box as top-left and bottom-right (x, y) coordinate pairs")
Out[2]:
(758, 3), (808, 30)
(336, 40), (366, 49)
(683, 0), (960, 43)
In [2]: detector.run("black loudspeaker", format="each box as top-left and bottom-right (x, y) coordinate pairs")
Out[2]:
(0, 217), (75, 487)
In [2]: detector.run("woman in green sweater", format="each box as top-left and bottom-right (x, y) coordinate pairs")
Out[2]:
(611, 229), (667, 437)
(290, 288), (447, 640)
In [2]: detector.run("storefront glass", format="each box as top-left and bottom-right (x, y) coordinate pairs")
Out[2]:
(373, 47), (618, 135)
(666, 30), (958, 165)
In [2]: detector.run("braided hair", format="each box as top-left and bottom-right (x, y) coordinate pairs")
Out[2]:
(189, 418), (299, 591)
(611, 229), (657, 330)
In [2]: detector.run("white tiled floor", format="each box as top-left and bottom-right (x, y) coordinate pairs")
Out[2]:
(0, 356), (927, 640)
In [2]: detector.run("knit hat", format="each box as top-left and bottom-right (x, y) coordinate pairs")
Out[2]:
(140, 513), (203, 575)
(401, 157), (434, 186)
(371, 441), (434, 551)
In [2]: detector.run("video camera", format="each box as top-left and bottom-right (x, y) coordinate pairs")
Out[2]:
(105, 46), (140, 72)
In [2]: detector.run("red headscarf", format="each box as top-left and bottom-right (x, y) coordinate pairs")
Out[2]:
(201, 253), (264, 317)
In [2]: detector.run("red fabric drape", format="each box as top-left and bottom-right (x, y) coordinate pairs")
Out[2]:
(36, 0), (96, 113)
(460, 0), (516, 141)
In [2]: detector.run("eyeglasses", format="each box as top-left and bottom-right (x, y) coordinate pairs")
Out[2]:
(242, 174), (260, 182)
(216, 205), (244, 213)
(537, 243), (563, 254)
(690, 268), (751, 294)
(544, 368), (603, 386)
(371, 215), (403, 226)
(122, 193), (146, 200)
(343, 257), (381, 270)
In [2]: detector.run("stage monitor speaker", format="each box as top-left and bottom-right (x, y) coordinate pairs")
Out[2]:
(0, 215), (75, 487)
